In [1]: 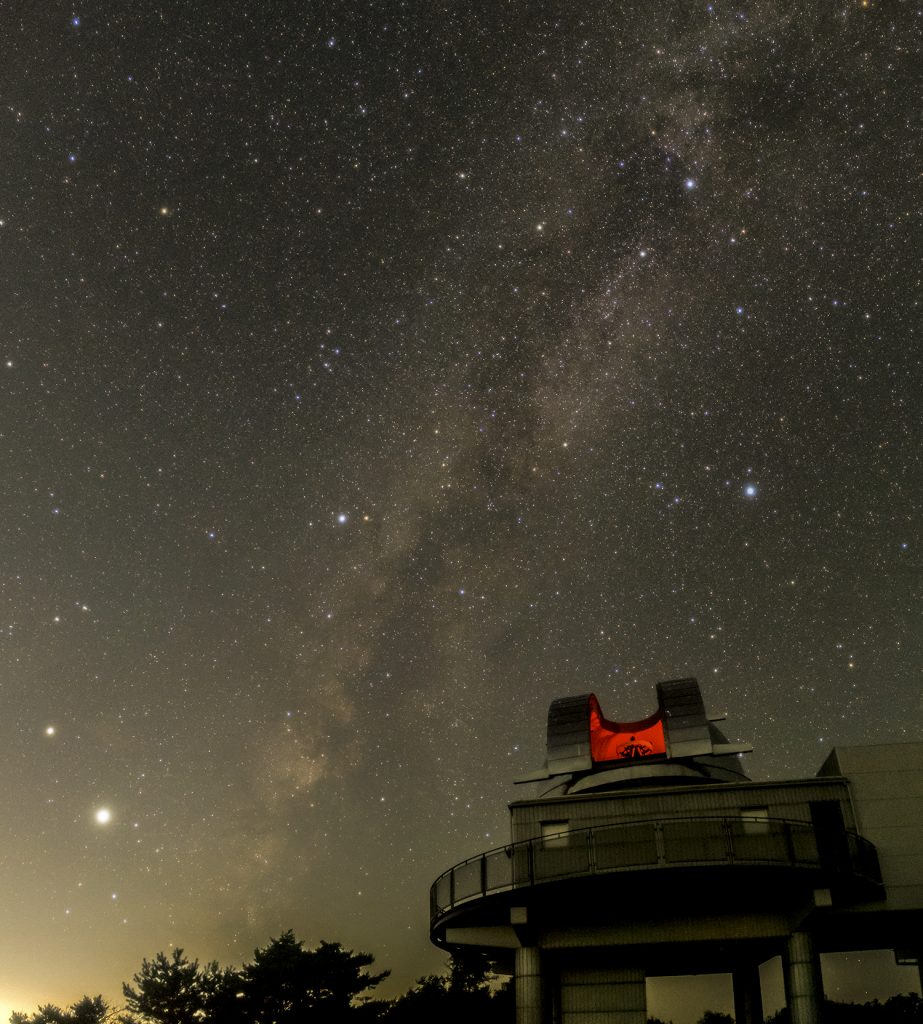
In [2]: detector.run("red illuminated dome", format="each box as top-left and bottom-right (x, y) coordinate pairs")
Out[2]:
(517, 677), (752, 792)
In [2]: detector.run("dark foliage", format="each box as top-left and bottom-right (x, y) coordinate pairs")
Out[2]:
(239, 930), (389, 1024)
(767, 994), (923, 1024)
(11, 997), (111, 1024)
(698, 1013), (734, 1024)
(383, 951), (511, 1024)
(120, 949), (234, 1024)
(12, 938), (923, 1024)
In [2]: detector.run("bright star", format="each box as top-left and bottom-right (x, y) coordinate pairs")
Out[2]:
(744, 484), (758, 498)
(337, 513), (348, 524)
(45, 726), (56, 736)
(95, 807), (112, 825)
(684, 178), (697, 190)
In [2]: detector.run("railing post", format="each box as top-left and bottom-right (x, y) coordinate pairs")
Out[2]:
(449, 866), (455, 908)
(655, 821), (666, 865)
(588, 826), (597, 873)
(527, 838), (535, 885)
(481, 854), (488, 895)
(724, 817), (735, 863)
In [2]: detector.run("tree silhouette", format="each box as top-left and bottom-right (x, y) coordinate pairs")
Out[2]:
(121, 949), (234, 1024)
(11, 997), (110, 1024)
(766, 994), (923, 1024)
(697, 1013), (733, 1024)
(447, 949), (494, 995)
(384, 952), (511, 1024)
(240, 931), (389, 1024)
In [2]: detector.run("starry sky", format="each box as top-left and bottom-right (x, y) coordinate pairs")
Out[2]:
(1, 0), (920, 1016)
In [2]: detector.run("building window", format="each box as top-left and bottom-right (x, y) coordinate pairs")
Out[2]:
(541, 820), (570, 848)
(740, 807), (770, 834)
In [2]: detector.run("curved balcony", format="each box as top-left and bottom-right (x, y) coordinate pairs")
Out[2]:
(430, 816), (881, 932)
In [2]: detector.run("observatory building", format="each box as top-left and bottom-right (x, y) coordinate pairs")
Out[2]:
(429, 678), (923, 1024)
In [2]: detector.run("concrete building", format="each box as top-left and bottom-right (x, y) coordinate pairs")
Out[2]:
(429, 678), (923, 1024)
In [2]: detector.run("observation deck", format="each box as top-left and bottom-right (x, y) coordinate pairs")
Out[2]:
(431, 815), (880, 942)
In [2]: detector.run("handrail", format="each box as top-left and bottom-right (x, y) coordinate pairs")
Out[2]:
(430, 815), (880, 928)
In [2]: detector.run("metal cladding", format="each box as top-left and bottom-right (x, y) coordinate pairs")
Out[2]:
(545, 694), (595, 776)
(658, 677), (712, 757)
(516, 676), (752, 788)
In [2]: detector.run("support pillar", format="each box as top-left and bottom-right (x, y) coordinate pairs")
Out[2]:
(784, 931), (824, 1024)
(732, 963), (764, 1024)
(516, 946), (544, 1024)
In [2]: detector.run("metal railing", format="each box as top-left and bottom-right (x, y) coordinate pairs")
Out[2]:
(430, 816), (880, 927)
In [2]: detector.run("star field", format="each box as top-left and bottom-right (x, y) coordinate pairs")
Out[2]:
(0, 1), (920, 1014)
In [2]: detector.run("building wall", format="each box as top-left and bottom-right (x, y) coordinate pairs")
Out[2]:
(510, 777), (854, 844)
(819, 742), (923, 908)
(556, 963), (646, 1024)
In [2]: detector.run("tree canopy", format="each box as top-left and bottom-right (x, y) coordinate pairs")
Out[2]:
(13, 939), (923, 1024)
(120, 949), (234, 1024)
(386, 950), (511, 1024)
(241, 930), (389, 1024)
(11, 997), (110, 1024)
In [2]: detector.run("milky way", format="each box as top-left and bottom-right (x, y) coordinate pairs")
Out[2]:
(1, 1), (919, 1014)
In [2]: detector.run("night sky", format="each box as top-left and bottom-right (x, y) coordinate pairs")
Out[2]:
(2, 1), (920, 1016)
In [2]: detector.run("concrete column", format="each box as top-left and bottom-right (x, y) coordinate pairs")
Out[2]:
(732, 962), (764, 1024)
(516, 945), (544, 1024)
(784, 931), (824, 1024)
